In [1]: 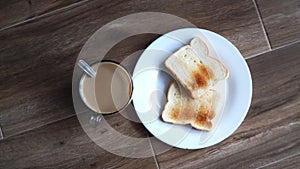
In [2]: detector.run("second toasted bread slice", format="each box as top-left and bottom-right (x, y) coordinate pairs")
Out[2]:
(161, 82), (217, 131)
(165, 37), (228, 99)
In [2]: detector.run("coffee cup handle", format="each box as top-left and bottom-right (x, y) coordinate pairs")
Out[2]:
(89, 114), (102, 127)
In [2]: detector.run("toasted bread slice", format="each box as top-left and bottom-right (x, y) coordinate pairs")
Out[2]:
(165, 37), (228, 99)
(161, 82), (217, 131)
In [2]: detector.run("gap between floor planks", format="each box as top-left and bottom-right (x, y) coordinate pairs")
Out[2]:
(0, 0), (91, 32)
(252, 0), (272, 50)
(245, 39), (300, 60)
(256, 153), (300, 169)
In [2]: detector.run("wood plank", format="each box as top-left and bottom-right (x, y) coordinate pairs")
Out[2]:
(0, 0), (85, 29)
(0, 115), (157, 169)
(0, 0), (31, 28)
(0, 0), (268, 138)
(256, 0), (300, 48)
(154, 42), (300, 168)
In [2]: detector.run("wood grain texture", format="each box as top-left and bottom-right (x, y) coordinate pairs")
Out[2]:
(154, 42), (300, 169)
(0, 0), (268, 138)
(0, 0), (85, 29)
(256, 0), (300, 48)
(0, 32), (159, 138)
(0, 116), (157, 169)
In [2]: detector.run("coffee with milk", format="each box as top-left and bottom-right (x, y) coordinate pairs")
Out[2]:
(79, 61), (132, 114)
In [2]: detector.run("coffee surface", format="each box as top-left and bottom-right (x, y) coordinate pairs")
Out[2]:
(79, 62), (132, 114)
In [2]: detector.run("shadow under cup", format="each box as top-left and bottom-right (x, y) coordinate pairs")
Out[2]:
(79, 61), (133, 115)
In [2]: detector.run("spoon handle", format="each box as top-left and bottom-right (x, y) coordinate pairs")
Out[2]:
(78, 59), (96, 78)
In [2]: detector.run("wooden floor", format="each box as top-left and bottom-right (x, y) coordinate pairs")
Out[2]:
(0, 0), (299, 168)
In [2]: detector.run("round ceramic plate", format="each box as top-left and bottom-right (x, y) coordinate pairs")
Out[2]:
(132, 28), (252, 149)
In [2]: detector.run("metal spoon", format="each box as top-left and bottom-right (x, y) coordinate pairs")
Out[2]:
(77, 59), (96, 78)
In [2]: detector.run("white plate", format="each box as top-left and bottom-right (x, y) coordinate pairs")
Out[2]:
(132, 28), (252, 149)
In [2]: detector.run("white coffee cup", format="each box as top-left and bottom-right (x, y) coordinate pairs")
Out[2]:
(78, 60), (133, 115)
